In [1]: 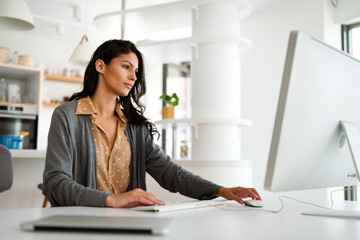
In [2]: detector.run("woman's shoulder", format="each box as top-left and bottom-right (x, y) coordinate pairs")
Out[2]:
(126, 122), (148, 132)
(126, 122), (153, 139)
(53, 101), (78, 115)
(51, 101), (80, 123)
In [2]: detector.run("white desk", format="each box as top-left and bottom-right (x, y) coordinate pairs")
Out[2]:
(2, 196), (360, 240)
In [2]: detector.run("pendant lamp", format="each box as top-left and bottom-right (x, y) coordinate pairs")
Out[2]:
(69, 34), (93, 64)
(0, 0), (35, 31)
(69, 0), (93, 64)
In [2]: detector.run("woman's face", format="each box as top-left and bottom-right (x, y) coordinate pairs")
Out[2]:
(99, 52), (139, 97)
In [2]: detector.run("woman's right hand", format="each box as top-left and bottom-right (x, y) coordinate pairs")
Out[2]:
(104, 188), (165, 208)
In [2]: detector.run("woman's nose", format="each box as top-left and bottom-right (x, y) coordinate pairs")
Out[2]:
(130, 71), (137, 81)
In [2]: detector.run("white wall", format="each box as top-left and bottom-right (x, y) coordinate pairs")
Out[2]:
(0, 27), (104, 71)
(141, 63), (163, 123)
(335, 0), (360, 24)
(241, 0), (341, 191)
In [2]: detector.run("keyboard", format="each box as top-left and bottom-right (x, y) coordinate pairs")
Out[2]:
(131, 199), (226, 213)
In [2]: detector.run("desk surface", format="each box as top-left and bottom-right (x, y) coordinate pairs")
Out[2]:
(2, 196), (360, 240)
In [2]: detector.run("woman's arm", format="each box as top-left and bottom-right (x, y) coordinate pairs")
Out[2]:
(104, 188), (165, 208)
(143, 127), (222, 200)
(142, 127), (262, 203)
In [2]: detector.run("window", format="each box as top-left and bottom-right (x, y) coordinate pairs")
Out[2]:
(342, 22), (360, 58)
(163, 63), (190, 119)
(161, 62), (191, 160)
(341, 22), (360, 201)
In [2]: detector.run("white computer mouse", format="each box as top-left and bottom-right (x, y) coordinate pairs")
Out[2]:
(244, 199), (263, 208)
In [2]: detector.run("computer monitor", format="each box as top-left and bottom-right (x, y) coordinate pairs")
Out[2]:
(264, 31), (360, 194)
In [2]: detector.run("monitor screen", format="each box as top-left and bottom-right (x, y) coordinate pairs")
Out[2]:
(264, 31), (360, 192)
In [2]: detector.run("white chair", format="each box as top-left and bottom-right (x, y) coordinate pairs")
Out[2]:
(0, 144), (13, 192)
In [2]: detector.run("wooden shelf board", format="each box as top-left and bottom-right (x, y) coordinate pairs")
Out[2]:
(0, 101), (38, 106)
(44, 74), (83, 83)
(42, 101), (61, 108)
(0, 63), (41, 73)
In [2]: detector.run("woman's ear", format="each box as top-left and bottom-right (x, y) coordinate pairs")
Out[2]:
(95, 59), (105, 74)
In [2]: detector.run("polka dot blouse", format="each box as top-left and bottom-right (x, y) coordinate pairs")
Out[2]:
(76, 96), (131, 194)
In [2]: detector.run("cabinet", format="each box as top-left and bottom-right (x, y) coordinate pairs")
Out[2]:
(42, 74), (83, 108)
(0, 63), (41, 152)
(0, 63), (41, 107)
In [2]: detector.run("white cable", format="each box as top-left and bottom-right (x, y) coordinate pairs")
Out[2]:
(207, 186), (358, 213)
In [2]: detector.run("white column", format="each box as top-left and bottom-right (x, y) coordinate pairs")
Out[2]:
(190, 0), (250, 161)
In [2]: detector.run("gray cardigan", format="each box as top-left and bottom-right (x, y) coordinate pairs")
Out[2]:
(43, 101), (221, 207)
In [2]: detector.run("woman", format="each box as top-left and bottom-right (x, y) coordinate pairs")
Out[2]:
(43, 39), (261, 208)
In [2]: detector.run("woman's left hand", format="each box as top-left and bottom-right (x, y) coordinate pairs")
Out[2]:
(216, 186), (262, 204)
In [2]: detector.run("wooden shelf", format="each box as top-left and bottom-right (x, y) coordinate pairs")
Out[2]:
(0, 64), (41, 112)
(0, 101), (38, 106)
(0, 63), (41, 73)
(42, 101), (61, 108)
(44, 74), (83, 84)
(10, 149), (46, 159)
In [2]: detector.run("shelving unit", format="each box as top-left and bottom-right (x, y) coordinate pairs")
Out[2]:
(0, 63), (41, 74)
(154, 118), (252, 160)
(0, 64), (42, 151)
(42, 74), (83, 108)
(0, 101), (37, 106)
(0, 63), (41, 107)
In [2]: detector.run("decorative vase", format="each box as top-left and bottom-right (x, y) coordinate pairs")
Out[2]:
(162, 106), (174, 119)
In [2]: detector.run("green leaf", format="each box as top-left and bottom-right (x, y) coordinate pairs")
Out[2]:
(159, 93), (179, 107)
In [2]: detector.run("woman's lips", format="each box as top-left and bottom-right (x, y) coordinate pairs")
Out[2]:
(124, 83), (133, 89)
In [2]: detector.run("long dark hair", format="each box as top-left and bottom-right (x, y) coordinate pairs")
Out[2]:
(69, 39), (159, 138)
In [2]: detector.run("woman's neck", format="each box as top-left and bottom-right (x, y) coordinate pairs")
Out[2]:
(91, 88), (117, 117)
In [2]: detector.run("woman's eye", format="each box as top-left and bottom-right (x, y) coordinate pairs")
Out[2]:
(123, 65), (130, 69)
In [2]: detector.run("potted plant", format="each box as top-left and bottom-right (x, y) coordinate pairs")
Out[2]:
(160, 93), (179, 119)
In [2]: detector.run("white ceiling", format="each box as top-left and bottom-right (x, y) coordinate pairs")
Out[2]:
(28, 0), (183, 23)
(27, 0), (289, 24)
(25, 0), (290, 38)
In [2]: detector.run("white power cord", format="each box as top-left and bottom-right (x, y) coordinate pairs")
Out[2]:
(209, 186), (358, 213)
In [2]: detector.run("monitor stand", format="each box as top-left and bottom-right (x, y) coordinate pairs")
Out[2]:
(340, 121), (360, 182)
(302, 209), (360, 219)
(302, 121), (360, 219)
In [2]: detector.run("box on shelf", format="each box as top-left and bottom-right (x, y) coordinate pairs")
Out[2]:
(18, 55), (34, 67)
(0, 47), (9, 64)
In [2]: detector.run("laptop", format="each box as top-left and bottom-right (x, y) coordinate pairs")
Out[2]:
(20, 215), (172, 235)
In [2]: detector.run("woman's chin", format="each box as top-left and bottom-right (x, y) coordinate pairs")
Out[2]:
(117, 91), (130, 97)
